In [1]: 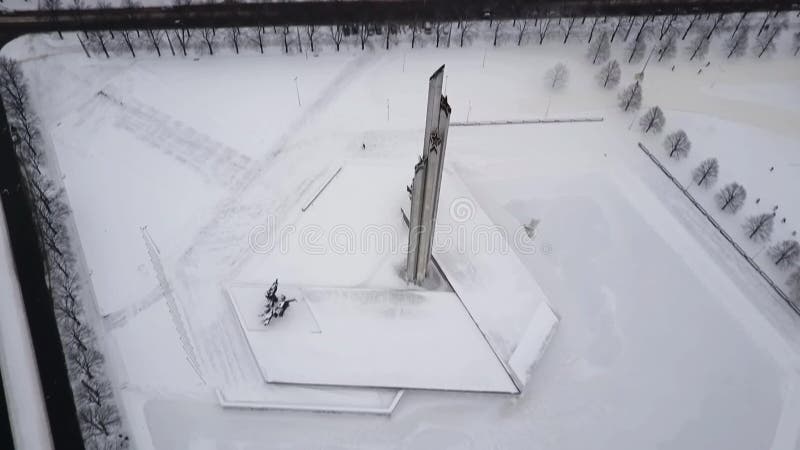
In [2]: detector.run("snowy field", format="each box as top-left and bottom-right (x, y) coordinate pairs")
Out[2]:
(3, 15), (800, 449)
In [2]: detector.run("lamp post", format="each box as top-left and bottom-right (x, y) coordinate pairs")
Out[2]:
(636, 46), (657, 82)
(294, 76), (301, 107)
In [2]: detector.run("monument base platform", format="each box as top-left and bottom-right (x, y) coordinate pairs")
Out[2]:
(227, 283), (519, 393)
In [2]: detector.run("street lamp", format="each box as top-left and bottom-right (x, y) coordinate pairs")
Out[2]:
(636, 46), (658, 81)
(293, 76), (301, 107)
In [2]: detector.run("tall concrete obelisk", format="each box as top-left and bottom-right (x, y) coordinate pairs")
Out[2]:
(406, 65), (451, 285)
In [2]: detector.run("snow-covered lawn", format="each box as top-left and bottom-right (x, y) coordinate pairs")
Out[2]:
(4, 17), (800, 448)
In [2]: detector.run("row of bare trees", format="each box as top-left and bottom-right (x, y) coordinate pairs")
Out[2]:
(675, 134), (800, 302)
(599, 45), (800, 305)
(642, 92), (800, 303)
(584, 11), (798, 67)
(664, 131), (800, 301)
(57, 11), (800, 59)
(73, 21), (485, 58)
(713, 181), (800, 295)
(0, 57), (128, 449)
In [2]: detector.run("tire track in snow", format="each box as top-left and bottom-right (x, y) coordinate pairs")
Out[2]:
(180, 52), (374, 264)
(98, 89), (255, 189)
(171, 54), (377, 386)
(141, 226), (205, 384)
(103, 286), (162, 330)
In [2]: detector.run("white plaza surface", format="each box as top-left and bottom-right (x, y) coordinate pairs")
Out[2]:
(232, 161), (554, 393)
(228, 283), (518, 392)
(431, 168), (558, 385)
(4, 17), (800, 449)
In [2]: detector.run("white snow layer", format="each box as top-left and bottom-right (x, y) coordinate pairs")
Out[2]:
(3, 19), (800, 449)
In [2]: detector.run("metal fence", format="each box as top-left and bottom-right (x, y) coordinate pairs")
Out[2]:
(451, 117), (604, 127)
(638, 142), (800, 316)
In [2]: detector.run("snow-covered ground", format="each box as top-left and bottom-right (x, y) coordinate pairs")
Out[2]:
(3, 16), (800, 449)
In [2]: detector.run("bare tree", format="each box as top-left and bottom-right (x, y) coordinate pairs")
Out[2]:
(248, 27), (265, 54)
(77, 377), (113, 408)
(618, 81), (642, 112)
(0, 58), (41, 166)
(688, 33), (710, 61)
(692, 158), (719, 188)
(632, 15), (653, 43)
(119, 30), (137, 57)
(54, 272), (83, 327)
(623, 16), (637, 41)
(94, 0), (116, 39)
(359, 23), (369, 50)
(69, 344), (103, 380)
(76, 34), (91, 58)
(40, 0), (64, 39)
(705, 13), (727, 39)
(788, 269), (800, 303)
(459, 21), (473, 47)
(768, 240), (800, 269)
(514, 19), (528, 46)
(793, 31), (800, 56)
(545, 63), (569, 90)
(86, 31), (111, 58)
(411, 22), (419, 48)
(755, 22), (784, 58)
(296, 26), (303, 53)
(173, 29), (190, 56)
(757, 11), (772, 37)
(493, 20), (503, 46)
(664, 129), (690, 157)
(726, 25), (750, 58)
(434, 22), (446, 47)
(596, 59), (621, 88)
(626, 37), (648, 63)
(65, 321), (92, 354)
(562, 17), (576, 43)
(656, 30), (678, 61)
(306, 25), (317, 52)
(658, 15), (677, 40)
(383, 23), (392, 50)
(79, 404), (120, 438)
(537, 18), (551, 45)
(329, 25), (344, 51)
(744, 213), (775, 242)
(587, 17), (599, 42)
(731, 12), (749, 39)
(281, 26), (291, 53)
(610, 16), (624, 43)
(226, 27), (240, 54)
(682, 15), (699, 40)
(446, 22), (453, 47)
(146, 29), (163, 56)
(588, 31), (611, 64)
(639, 106), (665, 133)
(199, 28), (216, 55)
(41, 0), (64, 13)
(715, 182), (747, 213)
